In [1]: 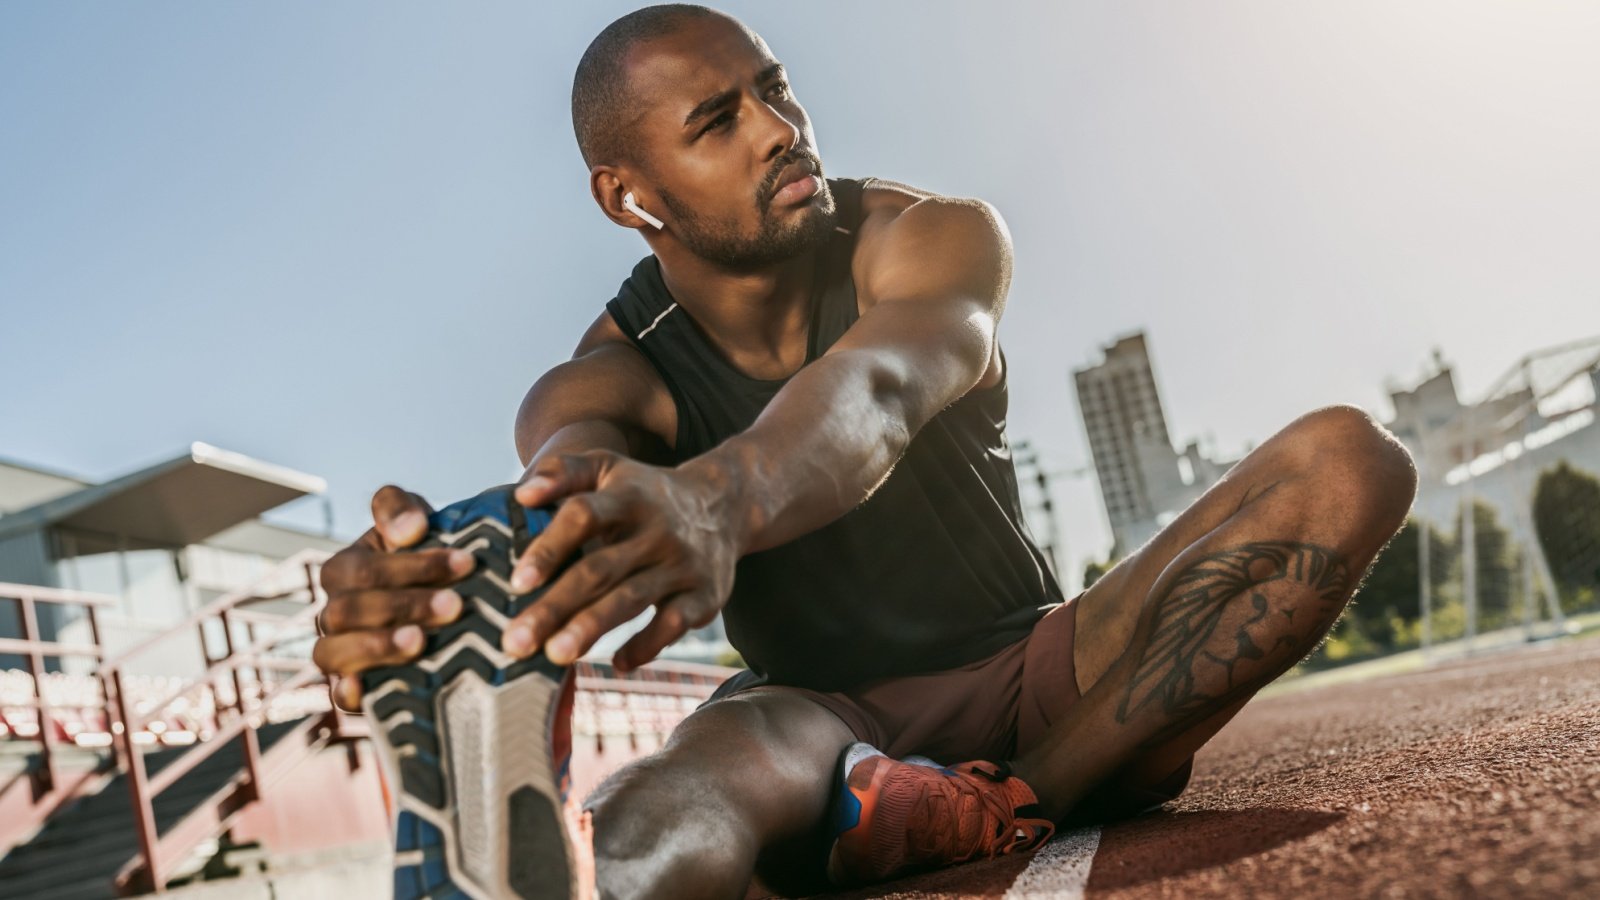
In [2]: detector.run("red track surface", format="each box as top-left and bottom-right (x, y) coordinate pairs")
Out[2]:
(815, 631), (1600, 899)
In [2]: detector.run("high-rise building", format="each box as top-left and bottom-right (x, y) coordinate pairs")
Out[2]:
(1074, 332), (1230, 555)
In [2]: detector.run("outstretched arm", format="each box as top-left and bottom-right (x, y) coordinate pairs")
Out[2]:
(509, 194), (1013, 668)
(695, 195), (1011, 552)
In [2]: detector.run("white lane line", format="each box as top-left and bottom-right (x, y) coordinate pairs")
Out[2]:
(1003, 826), (1102, 900)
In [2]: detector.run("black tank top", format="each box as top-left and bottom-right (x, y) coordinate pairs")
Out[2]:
(606, 178), (1060, 692)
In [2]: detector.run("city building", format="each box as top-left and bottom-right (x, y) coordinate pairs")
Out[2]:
(1073, 332), (1233, 555)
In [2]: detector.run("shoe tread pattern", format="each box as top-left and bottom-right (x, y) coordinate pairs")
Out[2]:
(360, 485), (573, 900)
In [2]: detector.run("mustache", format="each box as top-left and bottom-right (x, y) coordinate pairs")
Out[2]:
(758, 150), (823, 209)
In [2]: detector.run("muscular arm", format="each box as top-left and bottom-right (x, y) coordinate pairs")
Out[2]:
(513, 314), (677, 470)
(687, 194), (1012, 553)
(504, 190), (1015, 670)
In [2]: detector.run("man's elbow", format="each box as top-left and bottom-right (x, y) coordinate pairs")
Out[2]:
(513, 387), (541, 467)
(865, 361), (917, 459)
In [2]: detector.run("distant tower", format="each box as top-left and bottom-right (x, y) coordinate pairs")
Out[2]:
(1073, 332), (1187, 555)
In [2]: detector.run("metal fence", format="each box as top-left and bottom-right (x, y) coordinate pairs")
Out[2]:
(1414, 339), (1599, 652)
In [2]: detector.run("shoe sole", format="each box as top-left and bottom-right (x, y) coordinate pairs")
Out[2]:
(360, 485), (578, 900)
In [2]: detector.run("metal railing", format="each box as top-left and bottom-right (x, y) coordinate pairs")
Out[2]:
(0, 582), (119, 796)
(96, 549), (339, 893)
(0, 551), (344, 895)
(3, 557), (740, 895)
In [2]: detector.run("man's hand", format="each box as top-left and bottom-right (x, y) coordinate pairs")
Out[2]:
(312, 485), (475, 710)
(502, 451), (744, 672)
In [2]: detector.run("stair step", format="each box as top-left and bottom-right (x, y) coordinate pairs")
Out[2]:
(15, 814), (142, 854)
(0, 828), (137, 879)
(0, 717), (318, 898)
(0, 857), (120, 898)
(19, 780), (238, 854)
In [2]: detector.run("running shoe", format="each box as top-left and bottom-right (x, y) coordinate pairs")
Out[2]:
(826, 742), (1055, 885)
(361, 485), (589, 900)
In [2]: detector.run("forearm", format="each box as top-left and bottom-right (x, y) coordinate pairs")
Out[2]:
(526, 420), (636, 469)
(677, 196), (1010, 557)
(682, 345), (971, 554)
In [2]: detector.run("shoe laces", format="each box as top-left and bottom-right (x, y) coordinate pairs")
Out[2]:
(904, 761), (1053, 865)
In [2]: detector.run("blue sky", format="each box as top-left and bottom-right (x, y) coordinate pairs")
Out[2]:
(4, 1), (1598, 589)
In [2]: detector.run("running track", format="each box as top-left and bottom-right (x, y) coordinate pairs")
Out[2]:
(810, 631), (1600, 899)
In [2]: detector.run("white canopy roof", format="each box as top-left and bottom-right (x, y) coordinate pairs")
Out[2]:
(0, 443), (325, 556)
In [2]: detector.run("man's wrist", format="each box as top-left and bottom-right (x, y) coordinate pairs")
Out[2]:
(677, 441), (770, 556)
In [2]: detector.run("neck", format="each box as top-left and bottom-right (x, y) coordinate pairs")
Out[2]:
(652, 243), (818, 378)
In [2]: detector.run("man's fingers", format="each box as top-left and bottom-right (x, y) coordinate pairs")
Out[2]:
(320, 546), (474, 592)
(311, 625), (427, 679)
(515, 451), (615, 509)
(510, 493), (623, 593)
(332, 675), (364, 712)
(539, 570), (679, 666)
(502, 540), (651, 657)
(613, 598), (702, 673)
(372, 485), (433, 550)
(320, 588), (462, 634)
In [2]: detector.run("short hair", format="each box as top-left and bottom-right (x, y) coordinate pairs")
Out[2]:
(571, 4), (728, 169)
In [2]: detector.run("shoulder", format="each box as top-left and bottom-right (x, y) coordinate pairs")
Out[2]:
(513, 312), (677, 462)
(850, 179), (1013, 304)
(856, 178), (1009, 242)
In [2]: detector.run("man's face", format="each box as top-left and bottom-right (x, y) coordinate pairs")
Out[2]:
(624, 17), (837, 269)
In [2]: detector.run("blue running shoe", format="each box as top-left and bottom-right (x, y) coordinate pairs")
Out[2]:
(361, 485), (585, 900)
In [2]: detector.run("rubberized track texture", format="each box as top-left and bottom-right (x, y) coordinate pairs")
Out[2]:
(807, 630), (1600, 899)
(361, 485), (580, 900)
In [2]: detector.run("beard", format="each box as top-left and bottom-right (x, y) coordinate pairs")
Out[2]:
(658, 159), (840, 270)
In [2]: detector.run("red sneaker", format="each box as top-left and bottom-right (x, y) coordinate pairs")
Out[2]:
(826, 743), (1055, 884)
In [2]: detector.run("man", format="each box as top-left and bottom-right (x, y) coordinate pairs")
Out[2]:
(312, 5), (1417, 898)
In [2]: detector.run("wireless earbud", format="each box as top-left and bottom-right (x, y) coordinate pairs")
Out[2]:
(623, 191), (664, 230)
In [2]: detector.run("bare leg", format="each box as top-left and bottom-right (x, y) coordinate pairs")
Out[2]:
(1012, 405), (1417, 819)
(586, 688), (854, 900)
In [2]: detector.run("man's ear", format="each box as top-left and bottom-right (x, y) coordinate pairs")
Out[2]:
(591, 167), (660, 230)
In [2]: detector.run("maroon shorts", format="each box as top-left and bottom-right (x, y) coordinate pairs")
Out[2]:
(719, 595), (1191, 821)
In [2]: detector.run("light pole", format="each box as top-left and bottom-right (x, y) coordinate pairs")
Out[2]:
(1013, 439), (1093, 589)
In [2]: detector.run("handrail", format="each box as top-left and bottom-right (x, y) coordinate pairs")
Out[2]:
(0, 583), (115, 798)
(120, 600), (322, 734)
(99, 549), (327, 675)
(228, 607), (307, 626)
(103, 551), (333, 893)
(0, 637), (104, 658)
(0, 582), (119, 607)
(143, 664), (323, 801)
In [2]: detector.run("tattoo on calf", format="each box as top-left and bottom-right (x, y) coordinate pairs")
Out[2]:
(1116, 541), (1349, 744)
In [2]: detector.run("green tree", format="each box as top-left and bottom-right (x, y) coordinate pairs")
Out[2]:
(1082, 557), (1115, 590)
(1348, 517), (1454, 646)
(1532, 461), (1600, 612)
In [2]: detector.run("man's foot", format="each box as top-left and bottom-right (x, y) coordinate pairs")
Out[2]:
(361, 485), (590, 900)
(827, 742), (1055, 885)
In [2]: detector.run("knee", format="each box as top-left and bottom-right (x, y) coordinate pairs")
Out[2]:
(586, 751), (753, 846)
(586, 756), (759, 898)
(585, 758), (668, 859)
(1293, 405), (1413, 475)
(1286, 405), (1417, 525)
(585, 703), (792, 866)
